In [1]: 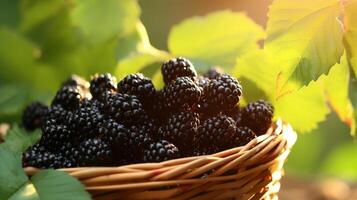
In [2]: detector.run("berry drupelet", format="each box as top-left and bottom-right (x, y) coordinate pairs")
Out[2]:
(159, 112), (199, 152)
(203, 74), (243, 111)
(203, 67), (223, 80)
(241, 100), (274, 135)
(161, 57), (197, 85)
(162, 77), (202, 112)
(22, 101), (48, 131)
(103, 92), (147, 125)
(52, 85), (84, 110)
(230, 126), (256, 148)
(117, 73), (156, 104)
(77, 138), (113, 166)
(90, 73), (117, 100)
(195, 115), (237, 151)
(143, 140), (180, 162)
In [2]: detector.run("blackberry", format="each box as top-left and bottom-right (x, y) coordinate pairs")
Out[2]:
(125, 124), (154, 162)
(100, 118), (129, 146)
(117, 73), (156, 103)
(203, 74), (243, 111)
(159, 112), (199, 151)
(51, 85), (83, 110)
(146, 91), (168, 121)
(22, 102), (48, 131)
(103, 92), (147, 125)
(231, 126), (256, 147)
(224, 106), (242, 125)
(161, 57), (197, 85)
(40, 120), (74, 151)
(59, 143), (80, 167)
(192, 145), (220, 156)
(77, 138), (113, 166)
(143, 140), (179, 162)
(68, 99), (104, 139)
(241, 100), (274, 135)
(23, 144), (70, 169)
(90, 73), (117, 100)
(203, 67), (223, 79)
(195, 115), (237, 151)
(162, 77), (201, 112)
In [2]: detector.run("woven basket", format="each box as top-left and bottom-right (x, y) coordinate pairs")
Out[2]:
(25, 119), (296, 200)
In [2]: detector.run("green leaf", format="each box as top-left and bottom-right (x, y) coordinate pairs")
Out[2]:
(0, 146), (28, 199)
(0, 0), (20, 28)
(322, 142), (357, 180)
(344, 0), (357, 78)
(4, 125), (41, 153)
(234, 49), (301, 100)
(31, 170), (91, 200)
(168, 10), (264, 70)
(72, 0), (140, 43)
(274, 77), (330, 132)
(115, 22), (170, 80)
(8, 183), (39, 200)
(0, 85), (29, 116)
(322, 55), (354, 132)
(265, 0), (344, 86)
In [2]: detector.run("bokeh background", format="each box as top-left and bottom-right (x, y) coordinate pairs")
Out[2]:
(1, 0), (356, 199)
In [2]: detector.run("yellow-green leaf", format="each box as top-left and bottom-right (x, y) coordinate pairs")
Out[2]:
(72, 0), (140, 43)
(274, 78), (330, 133)
(323, 55), (354, 130)
(265, 0), (344, 86)
(168, 10), (264, 70)
(344, 0), (357, 78)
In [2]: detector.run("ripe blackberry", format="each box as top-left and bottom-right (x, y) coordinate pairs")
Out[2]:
(59, 143), (80, 167)
(162, 77), (201, 112)
(68, 99), (104, 139)
(241, 100), (274, 135)
(22, 102), (48, 131)
(117, 73), (156, 103)
(143, 140), (179, 162)
(161, 57), (197, 85)
(224, 106), (243, 125)
(203, 74), (242, 111)
(159, 112), (199, 151)
(51, 85), (83, 110)
(231, 126), (256, 147)
(90, 73), (117, 100)
(103, 92), (147, 125)
(203, 67), (223, 79)
(40, 120), (74, 151)
(192, 145), (220, 156)
(146, 91), (168, 121)
(100, 118), (129, 146)
(195, 115), (237, 151)
(77, 138), (113, 166)
(125, 124), (154, 162)
(43, 105), (71, 125)
(23, 144), (70, 169)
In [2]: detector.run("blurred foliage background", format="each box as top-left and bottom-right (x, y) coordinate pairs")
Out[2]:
(0, 0), (356, 182)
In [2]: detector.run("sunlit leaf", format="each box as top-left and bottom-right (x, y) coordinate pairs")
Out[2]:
(234, 49), (300, 100)
(265, 0), (344, 86)
(4, 125), (41, 153)
(0, 146), (28, 199)
(8, 183), (39, 200)
(168, 10), (264, 70)
(72, 0), (140, 43)
(115, 22), (170, 80)
(344, 0), (357, 78)
(31, 170), (91, 200)
(322, 55), (354, 132)
(275, 77), (330, 132)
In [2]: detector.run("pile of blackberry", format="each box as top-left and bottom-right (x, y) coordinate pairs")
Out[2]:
(22, 57), (274, 169)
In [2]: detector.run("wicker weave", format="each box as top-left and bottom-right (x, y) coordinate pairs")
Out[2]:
(25, 119), (296, 200)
